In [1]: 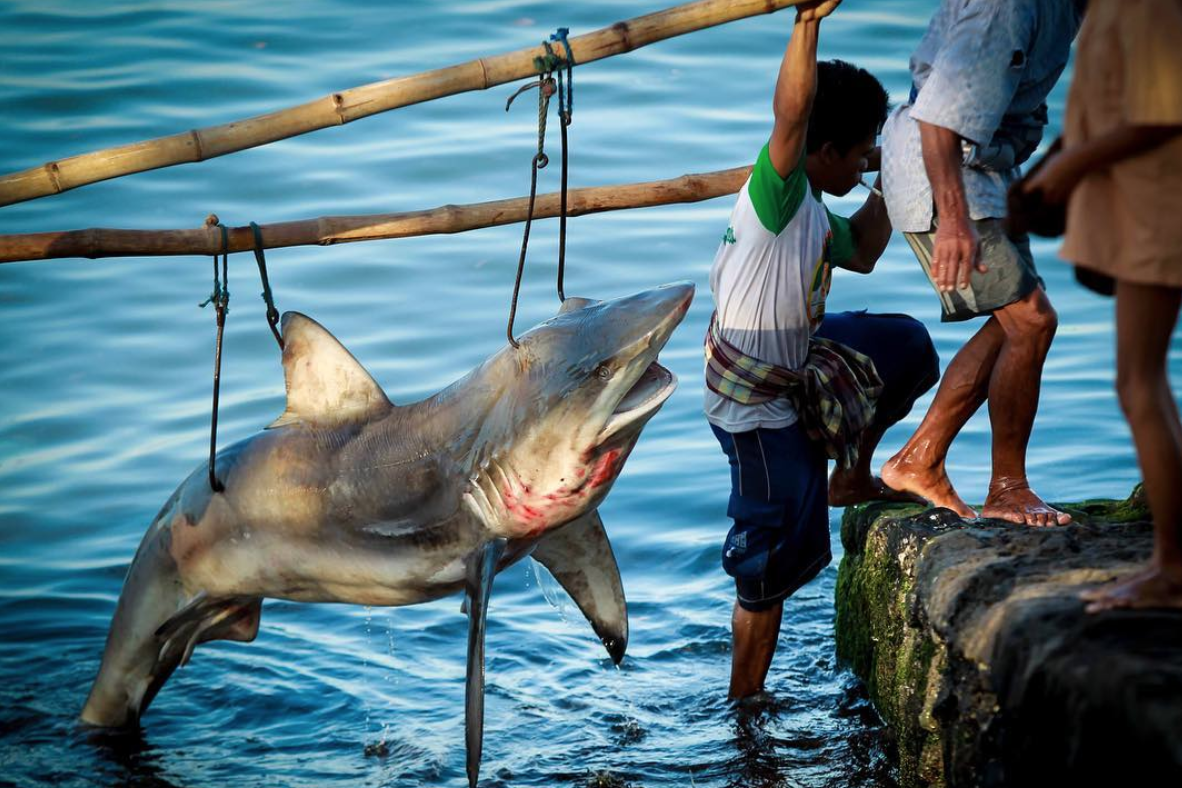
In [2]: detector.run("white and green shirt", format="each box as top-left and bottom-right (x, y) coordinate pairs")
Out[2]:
(705, 143), (856, 432)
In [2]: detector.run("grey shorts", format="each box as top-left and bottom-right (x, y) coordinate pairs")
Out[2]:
(904, 218), (1043, 322)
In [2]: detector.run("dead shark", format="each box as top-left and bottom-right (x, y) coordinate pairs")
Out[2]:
(80, 281), (694, 786)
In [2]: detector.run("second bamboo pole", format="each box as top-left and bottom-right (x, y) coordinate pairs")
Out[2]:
(0, 166), (752, 264)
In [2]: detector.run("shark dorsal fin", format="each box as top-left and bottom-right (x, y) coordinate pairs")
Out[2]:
(558, 296), (599, 315)
(268, 312), (393, 429)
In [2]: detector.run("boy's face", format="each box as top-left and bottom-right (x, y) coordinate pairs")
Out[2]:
(813, 132), (876, 197)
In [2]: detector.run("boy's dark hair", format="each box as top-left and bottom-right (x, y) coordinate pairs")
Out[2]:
(806, 59), (890, 155)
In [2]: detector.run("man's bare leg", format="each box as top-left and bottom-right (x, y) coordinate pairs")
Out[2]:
(1083, 282), (1182, 611)
(881, 318), (1005, 517)
(981, 288), (1071, 526)
(729, 600), (782, 700)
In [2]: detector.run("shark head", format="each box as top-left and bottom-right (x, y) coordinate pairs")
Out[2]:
(461, 281), (694, 538)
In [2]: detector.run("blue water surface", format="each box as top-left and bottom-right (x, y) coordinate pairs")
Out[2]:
(0, 1), (1169, 787)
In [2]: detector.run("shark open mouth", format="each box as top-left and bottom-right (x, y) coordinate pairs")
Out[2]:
(602, 361), (676, 438)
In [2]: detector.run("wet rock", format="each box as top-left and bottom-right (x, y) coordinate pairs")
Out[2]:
(834, 487), (1182, 787)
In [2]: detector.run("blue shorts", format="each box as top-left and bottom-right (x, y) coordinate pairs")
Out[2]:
(712, 311), (938, 611)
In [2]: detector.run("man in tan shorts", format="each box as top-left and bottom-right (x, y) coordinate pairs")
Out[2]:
(878, 0), (1085, 525)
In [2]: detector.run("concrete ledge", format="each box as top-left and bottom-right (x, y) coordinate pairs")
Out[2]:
(834, 488), (1182, 787)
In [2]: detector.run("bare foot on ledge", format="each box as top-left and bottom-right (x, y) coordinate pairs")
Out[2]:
(1081, 566), (1182, 613)
(880, 452), (977, 519)
(828, 468), (925, 507)
(981, 478), (1071, 527)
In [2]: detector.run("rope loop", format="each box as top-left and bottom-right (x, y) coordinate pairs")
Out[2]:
(201, 218), (231, 493)
(550, 27), (574, 125)
(199, 223), (230, 312)
(250, 222), (284, 351)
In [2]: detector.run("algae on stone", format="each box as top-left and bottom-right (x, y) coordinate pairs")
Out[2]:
(834, 488), (1180, 787)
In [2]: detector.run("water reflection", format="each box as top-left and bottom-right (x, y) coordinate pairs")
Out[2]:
(83, 725), (184, 788)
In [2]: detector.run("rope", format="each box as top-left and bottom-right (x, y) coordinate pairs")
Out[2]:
(551, 28), (574, 302)
(198, 217), (286, 493)
(199, 218), (230, 493)
(504, 61), (556, 348)
(504, 27), (577, 343)
(250, 222), (284, 350)
(551, 27), (574, 119)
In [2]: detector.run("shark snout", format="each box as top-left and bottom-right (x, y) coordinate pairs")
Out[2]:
(648, 281), (694, 345)
(618, 280), (694, 362)
(630, 281), (694, 329)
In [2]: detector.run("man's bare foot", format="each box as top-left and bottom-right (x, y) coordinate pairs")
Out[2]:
(880, 452), (977, 518)
(981, 479), (1071, 527)
(1080, 565), (1182, 613)
(828, 468), (925, 506)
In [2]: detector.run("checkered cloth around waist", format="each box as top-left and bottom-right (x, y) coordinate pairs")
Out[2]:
(704, 312), (883, 468)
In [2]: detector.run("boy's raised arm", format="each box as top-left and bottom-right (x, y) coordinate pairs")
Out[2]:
(768, 0), (842, 177)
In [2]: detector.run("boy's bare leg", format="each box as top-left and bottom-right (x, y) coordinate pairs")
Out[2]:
(881, 317), (1005, 518)
(829, 420), (925, 505)
(1084, 281), (1182, 612)
(981, 288), (1071, 526)
(729, 601), (782, 700)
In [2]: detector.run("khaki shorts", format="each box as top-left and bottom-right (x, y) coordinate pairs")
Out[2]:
(904, 218), (1042, 322)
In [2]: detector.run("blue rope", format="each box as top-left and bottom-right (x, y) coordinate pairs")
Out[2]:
(250, 222), (284, 350)
(198, 224), (230, 312)
(550, 27), (574, 121)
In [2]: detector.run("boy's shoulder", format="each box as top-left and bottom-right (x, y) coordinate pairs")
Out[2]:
(746, 143), (811, 236)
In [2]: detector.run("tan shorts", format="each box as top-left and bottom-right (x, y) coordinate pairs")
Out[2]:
(904, 218), (1042, 322)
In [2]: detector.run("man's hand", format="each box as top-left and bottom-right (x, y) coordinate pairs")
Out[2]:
(933, 214), (983, 292)
(918, 120), (984, 291)
(796, 0), (841, 23)
(1023, 149), (1085, 204)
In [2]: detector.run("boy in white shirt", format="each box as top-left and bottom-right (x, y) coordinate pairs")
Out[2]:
(706, 0), (938, 699)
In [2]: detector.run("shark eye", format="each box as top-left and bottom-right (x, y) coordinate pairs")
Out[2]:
(595, 363), (613, 381)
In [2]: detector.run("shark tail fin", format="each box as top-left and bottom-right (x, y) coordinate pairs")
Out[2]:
(532, 509), (628, 664)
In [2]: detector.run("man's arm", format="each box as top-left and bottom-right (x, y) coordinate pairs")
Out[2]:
(908, 1), (1036, 291)
(920, 120), (986, 292)
(767, 0), (841, 177)
(1025, 124), (1182, 203)
(838, 175), (891, 274)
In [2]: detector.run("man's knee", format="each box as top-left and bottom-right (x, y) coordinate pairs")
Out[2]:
(997, 289), (1058, 342)
(889, 314), (940, 393)
(1116, 367), (1164, 423)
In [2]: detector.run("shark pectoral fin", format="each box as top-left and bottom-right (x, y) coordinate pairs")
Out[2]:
(154, 591), (210, 640)
(267, 312), (394, 429)
(532, 509), (629, 664)
(155, 594), (261, 667)
(464, 538), (506, 788)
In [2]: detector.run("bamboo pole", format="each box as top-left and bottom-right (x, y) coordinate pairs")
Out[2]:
(0, 165), (752, 264)
(0, 0), (804, 209)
